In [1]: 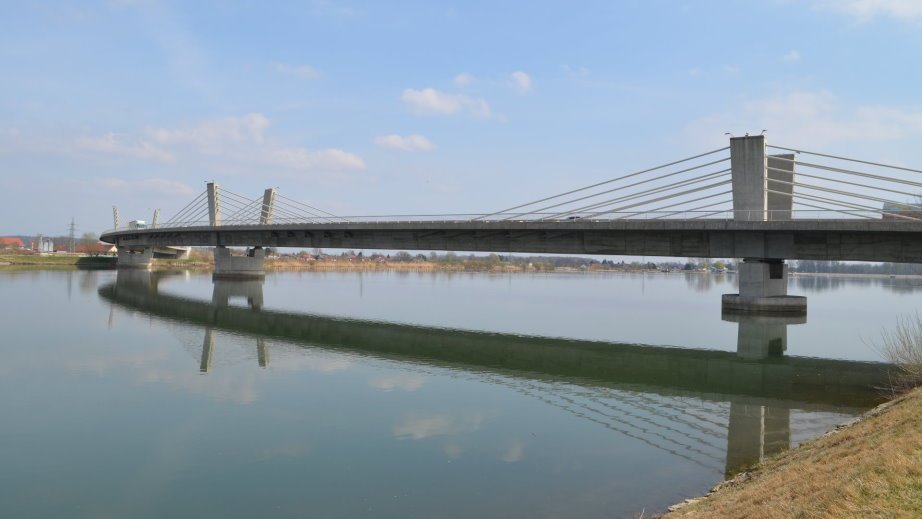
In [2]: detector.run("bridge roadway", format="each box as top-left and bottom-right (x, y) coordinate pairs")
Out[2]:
(99, 273), (891, 410)
(101, 219), (922, 262)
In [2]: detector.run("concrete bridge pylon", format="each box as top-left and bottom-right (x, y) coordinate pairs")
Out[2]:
(723, 136), (806, 315)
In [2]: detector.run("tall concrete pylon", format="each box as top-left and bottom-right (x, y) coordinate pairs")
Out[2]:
(260, 188), (276, 225)
(724, 135), (805, 315)
(207, 182), (221, 227)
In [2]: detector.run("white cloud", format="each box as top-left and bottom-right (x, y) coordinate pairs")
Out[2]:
(500, 440), (526, 463)
(816, 0), (922, 21)
(393, 412), (487, 440)
(685, 89), (922, 148)
(1, 114), (366, 179)
(782, 50), (801, 62)
(75, 133), (174, 162)
(150, 113), (271, 151)
(401, 88), (493, 118)
(148, 113), (365, 172)
(510, 71), (532, 93)
(454, 73), (473, 86)
(374, 134), (435, 151)
(273, 62), (322, 79)
(368, 374), (427, 391)
(94, 177), (196, 196)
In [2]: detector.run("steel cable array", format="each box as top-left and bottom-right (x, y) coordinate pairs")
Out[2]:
(477, 147), (735, 221)
(765, 145), (922, 221)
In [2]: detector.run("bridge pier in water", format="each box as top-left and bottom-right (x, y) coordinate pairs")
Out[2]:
(213, 246), (266, 279)
(722, 135), (806, 316)
(116, 246), (153, 269)
(723, 312), (806, 360)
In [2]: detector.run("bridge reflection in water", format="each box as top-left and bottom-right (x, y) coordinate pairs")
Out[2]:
(99, 271), (892, 477)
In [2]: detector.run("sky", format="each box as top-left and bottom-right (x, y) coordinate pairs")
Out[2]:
(3, 0), (922, 236)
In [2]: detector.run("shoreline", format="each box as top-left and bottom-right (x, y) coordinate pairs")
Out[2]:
(661, 386), (922, 518)
(1, 254), (921, 280)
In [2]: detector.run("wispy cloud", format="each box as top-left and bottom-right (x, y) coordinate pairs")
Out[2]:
(148, 113), (365, 172)
(401, 88), (493, 118)
(510, 71), (532, 93)
(95, 177), (195, 196)
(272, 62), (322, 79)
(374, 134), (435, 151)
(0, 114), (365, 176)
(454, 73), (473, 86)
(686, 89), (922, 148)
(75, 133), (174, 162)
(393, 412), (488, 440)
(816, 0), (922, 21)
(368, 374), (427, 391)
(782, 50), (801, 62)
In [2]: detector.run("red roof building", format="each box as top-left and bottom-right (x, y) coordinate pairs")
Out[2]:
(0, 237), (24, 248)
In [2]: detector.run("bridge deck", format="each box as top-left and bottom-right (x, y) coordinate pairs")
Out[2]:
(101, 219), (922, 262)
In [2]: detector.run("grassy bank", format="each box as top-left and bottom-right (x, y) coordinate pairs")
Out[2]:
(663, 387), (922, 518)
(0, 254), (117, 269)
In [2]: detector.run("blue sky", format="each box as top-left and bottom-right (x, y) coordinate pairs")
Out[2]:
(3, 0), (922, 235)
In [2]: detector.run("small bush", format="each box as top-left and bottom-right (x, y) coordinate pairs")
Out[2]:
(873, 313), (922, 389)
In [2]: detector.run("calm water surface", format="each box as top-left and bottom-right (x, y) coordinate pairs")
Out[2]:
(1, 269), (918, 518)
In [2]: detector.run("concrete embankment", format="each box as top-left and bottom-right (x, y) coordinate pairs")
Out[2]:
(662, 387), (922, 518)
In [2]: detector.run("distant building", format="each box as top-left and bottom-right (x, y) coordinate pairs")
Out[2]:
(36, 237), (54, 253)
(882, 201), (922, 220)
(0, 237), (24, 249)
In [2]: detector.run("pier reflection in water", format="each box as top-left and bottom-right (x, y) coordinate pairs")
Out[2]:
(104, 271), (891, 479)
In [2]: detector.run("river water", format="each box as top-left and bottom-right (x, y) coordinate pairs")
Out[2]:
(1, 269), (919, 518)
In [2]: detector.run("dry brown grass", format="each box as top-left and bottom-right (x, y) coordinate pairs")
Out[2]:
(872, 313), (922, 389)
(663, 388), (922, 519)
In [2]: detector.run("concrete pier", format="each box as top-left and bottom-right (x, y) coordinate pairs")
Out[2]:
(213, 246), (265, 279)
(723, 311), (807, 359)
(724, 136), (806, 315)
(117, 246), (153, 269)
(212, 278), (265, 310)
(723, 259), (807, 315)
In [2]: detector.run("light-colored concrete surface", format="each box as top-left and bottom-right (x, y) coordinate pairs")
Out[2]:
(731, 136), (767, 222)
(101, 219), (922, 263)
(767, 154), (795, 221)
(738, 260), (788, 298)
(213, 246), (265, 278)
(721, 294), (808, 315)
(116, 246), (153, 269)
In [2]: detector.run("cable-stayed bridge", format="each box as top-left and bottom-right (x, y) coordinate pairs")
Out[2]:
(100, 136), (922, 314)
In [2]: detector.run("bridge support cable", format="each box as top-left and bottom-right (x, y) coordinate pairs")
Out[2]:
(501, 158), (730, 221)
(276, 193), (351, 223)
(476, 146), (731, 221)
(767, 155), (922, 190)
(649, 195), (734, 220)
(767, 187), (918, 220)
(766, 177), (922, 219)
(164, 190), (208, 227)
(611, 190), (733, 220)
(767, 144), (922, 220)
(768, 166), (922, 200)
(583, 179), (733, 219)
(544, 169), (732, 220)
(767, 145), (922, 175)
(790, 198), (876, 220)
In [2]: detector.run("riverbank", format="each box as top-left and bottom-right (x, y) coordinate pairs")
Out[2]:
(662, 387), (922, 518)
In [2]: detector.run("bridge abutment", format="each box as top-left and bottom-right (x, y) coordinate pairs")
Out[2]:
(213, 246), (266, 279)
(117, 246), (153, 269)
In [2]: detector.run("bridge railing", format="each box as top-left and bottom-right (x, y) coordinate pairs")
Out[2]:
(100, 209), (922, 234)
